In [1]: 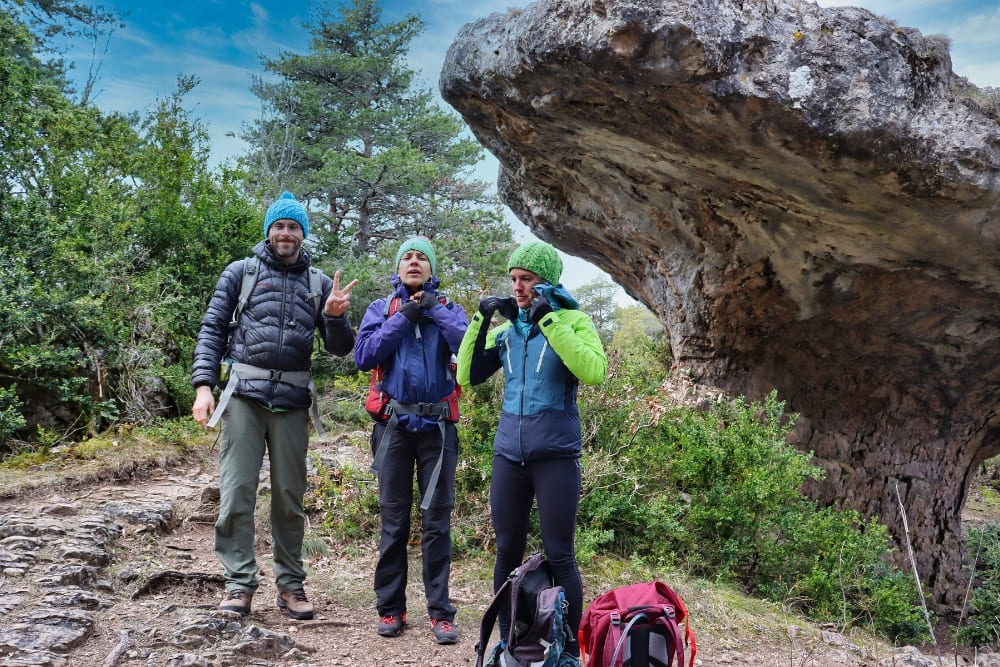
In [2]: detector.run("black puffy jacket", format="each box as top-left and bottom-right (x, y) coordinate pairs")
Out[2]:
(191, 240), (355, 410)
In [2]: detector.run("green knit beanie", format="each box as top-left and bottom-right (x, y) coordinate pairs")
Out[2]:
(395, 236), (437, 275)
(507, 241), (562, 285)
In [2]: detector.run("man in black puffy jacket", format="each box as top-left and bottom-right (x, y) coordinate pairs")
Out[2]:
(191, 191), (356, 620)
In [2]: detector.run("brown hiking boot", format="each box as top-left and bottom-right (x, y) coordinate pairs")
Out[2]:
(219, 589), (252, 616)
(277, 588), (314, 620)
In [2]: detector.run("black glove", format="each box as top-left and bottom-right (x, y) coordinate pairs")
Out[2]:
(479, 296), (518, 321)
(495, 296), (518, 322)
(529, 294), (553, 324)
(418, 290), (439, 311)
(478, 296), (502, 318)
(399, 299), (421, 323)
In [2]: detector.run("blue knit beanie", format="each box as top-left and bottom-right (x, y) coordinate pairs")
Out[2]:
(395, 236), (437, 276)
(507, 241), (562, 285)
(264, 191), (309, 238)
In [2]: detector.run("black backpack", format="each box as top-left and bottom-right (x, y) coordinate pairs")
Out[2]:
(475, 553), (578, 667)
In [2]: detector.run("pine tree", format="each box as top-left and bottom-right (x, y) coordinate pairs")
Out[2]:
(242, 0), (512, 304)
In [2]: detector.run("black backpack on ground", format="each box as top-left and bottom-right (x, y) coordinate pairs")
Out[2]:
(475, 553), (578, 667)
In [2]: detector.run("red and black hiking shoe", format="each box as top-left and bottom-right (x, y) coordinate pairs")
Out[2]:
(377, 612), (406, 637)
(430, 618), (459, 644)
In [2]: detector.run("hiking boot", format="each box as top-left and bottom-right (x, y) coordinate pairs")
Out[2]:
(377, 612), (406, 637)
(219, 589), (252, 616)
(276, 588), (314, 620)
(430, 618), (459, 644)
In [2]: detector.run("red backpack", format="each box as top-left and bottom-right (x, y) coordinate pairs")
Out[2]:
(579, 581), (696, 667)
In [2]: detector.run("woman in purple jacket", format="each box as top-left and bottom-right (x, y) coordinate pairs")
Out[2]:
(353, 236), (469, 644)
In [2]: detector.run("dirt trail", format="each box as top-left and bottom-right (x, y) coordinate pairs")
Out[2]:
(0, 440), (952, 666)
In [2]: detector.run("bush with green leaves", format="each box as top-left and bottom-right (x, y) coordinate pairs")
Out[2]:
(957, 523), (1000, 647)
(572, 341), (927, 642)
(304, 444), (381, 543)
(0, 384), (26, 441)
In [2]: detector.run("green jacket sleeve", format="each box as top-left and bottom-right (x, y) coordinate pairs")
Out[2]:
(458, 311), (509, 386)
(536, 309), (607, 386)
(456, 312), (483, 386)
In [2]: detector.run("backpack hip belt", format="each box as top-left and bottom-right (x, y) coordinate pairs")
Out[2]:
(385, 399), (452, 419)
(371, 398), (451, 511)
(207, 362), (324, 435)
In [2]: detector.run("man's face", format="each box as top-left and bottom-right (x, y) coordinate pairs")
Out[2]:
(398, 250), (432, 289)
(268, 219), (304, 263)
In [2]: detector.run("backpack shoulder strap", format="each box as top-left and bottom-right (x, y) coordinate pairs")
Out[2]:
(475, 576), (514, 667)
(382, 295), (402, 318)
(307, 266), (323, 317)
(230, 256), (260, 329)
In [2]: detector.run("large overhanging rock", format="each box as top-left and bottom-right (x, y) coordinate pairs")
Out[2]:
(440, 0), (1000, 606)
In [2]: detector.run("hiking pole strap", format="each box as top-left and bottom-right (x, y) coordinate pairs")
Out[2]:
(207, 372), (239, 429)
(206, 362), (324, 435)
(370, 409), (399, 475)
(420, 417), (446, 511)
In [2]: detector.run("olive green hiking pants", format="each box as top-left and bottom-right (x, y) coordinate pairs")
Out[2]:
(215, 395), (310, 594)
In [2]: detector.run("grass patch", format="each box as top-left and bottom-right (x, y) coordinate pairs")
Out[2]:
(0, 419), (214, 498)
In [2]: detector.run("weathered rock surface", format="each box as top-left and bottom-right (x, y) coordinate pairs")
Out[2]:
(0, 476), (313, 666)
(440, 0), (1000, 606)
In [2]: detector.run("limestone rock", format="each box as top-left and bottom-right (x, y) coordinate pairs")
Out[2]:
(440, 0), (1000, 605)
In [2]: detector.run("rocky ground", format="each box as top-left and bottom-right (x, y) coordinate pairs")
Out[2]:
(0, 434), (996, 666)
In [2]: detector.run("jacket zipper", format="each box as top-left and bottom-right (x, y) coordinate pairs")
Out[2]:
(518, 336), (528, 465)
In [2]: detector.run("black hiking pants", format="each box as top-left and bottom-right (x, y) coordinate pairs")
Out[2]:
(371, 420), (459, 622)
(490, 455), (583, 643)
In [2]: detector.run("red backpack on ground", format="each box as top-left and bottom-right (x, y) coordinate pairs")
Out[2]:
(579, 581), (696, 667)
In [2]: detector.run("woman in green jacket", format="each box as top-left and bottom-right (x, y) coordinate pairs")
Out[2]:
(457, 241), (606, 658)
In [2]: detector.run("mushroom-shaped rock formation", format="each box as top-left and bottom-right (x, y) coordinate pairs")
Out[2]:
(440, 0), (1000, 606)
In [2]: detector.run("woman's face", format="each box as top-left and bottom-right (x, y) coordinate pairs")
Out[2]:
(398, 250), (432, 289)
(510, 268), (544, 309)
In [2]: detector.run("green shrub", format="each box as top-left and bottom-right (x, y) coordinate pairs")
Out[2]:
(575, 342), (926, 642)
(0, 384), (26, 443)
(957, 523), (1000, 647)
(305, 446), (380, 543)
(452, 376), (505, 556)
(319, 370), (374, 429)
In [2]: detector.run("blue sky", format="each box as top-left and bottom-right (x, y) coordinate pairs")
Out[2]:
(63, 0), (999, 292)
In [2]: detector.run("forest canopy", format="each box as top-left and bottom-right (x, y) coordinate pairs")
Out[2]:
(0, 0), (516, 447)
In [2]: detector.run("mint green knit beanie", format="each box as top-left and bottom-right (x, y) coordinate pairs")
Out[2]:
(395, 236), (437, 275)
